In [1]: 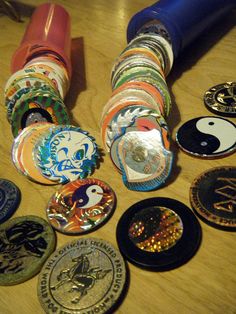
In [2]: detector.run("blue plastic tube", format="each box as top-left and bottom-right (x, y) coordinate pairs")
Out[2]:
(127, 0), (236, 58)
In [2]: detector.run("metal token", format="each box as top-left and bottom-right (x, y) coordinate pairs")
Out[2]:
(46, 178), (116, 234)
(34, 125), (99, 183)
(0, 179), (21, 224)
(137, 20), (172, 44)
(204, 82), (236, 116)
(176, 116), (236, 158)
(37, 238), (127, 314)
(190, 166), (236, 231)
(116, 197), (201, 271)
(0, 215), (56, 285)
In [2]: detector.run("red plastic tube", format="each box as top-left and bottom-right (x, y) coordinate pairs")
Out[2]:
(11, 3), (72, 78)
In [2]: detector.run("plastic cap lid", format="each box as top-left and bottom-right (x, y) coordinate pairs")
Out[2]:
(11, 3), (72, 78)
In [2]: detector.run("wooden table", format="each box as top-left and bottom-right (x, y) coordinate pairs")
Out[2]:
(0, 1), (235, 313)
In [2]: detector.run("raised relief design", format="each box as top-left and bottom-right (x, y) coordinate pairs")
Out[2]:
(214, 177), (236, 212)
(0, 221), (47, 274)
(51, 251), (111, 304)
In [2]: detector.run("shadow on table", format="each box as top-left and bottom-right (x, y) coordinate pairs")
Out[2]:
(65, 37), (86, 126)
(164, 9), (236, 186)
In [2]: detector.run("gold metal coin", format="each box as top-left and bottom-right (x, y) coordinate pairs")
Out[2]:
(37, 238), (127, 313)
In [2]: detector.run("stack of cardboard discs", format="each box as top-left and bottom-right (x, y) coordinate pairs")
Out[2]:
(4, 54), (99, 185)
(101, 25), (174, 191)
(2, 4), (101, 187)
(5, 55), (70, 137)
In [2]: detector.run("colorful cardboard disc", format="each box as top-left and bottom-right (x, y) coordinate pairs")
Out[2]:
(12, 123), (59, 185)
(118, 129), (173, 191)
(11, 90), (70, 137)
(46, 178), (116, 234)
(103, 105), (161, 152)
(34, 125), (99, 183)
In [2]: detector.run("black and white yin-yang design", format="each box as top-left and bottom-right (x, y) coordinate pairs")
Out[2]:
(176, 116), (236, 157)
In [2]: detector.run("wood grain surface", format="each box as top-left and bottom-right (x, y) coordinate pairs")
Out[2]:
(0, 1), (235, 313)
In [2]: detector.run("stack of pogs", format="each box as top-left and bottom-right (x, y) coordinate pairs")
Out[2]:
(5, 56), (99, 186)
(101, 25), (174, 191)
(4, 55), (71, 138)
(4, 55), (85, 185)
(4, 3), (99, 186)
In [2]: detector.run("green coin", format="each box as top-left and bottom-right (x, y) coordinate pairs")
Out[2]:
(0, 215), (56, 285)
